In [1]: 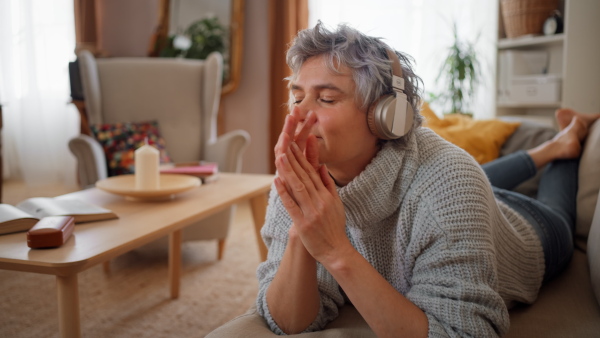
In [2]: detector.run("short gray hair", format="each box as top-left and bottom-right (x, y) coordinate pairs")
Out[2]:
(286, 21), (423, 134)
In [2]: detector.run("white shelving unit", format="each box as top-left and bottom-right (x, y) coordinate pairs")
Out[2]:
(497, 33), (564, 49)
(494, 0), (600, 126)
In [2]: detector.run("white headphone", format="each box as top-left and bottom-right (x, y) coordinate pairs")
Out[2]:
(366, 49), (414, 140)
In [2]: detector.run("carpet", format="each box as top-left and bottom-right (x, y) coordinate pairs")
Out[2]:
(0, 201), (261, 338)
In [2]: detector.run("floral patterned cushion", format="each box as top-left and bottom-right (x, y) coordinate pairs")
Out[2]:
(90, 120), (172, 177)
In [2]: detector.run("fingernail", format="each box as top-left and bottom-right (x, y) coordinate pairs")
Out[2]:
(281, 153), (289, 164)
(291, 142), (300, 152)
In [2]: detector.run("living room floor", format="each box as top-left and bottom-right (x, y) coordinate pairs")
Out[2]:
(0, 178), (261, 337)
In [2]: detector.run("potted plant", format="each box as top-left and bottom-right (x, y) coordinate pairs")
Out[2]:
(158, 16), (226, 60)
(429, 23), (481, 116)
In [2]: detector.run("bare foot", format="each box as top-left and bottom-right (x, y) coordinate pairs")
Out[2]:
(555, 108), (600, 130)
(550, 117), (588, 159)
(528, 116), (588, 169)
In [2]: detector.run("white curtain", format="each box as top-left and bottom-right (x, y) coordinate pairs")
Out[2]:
(309, 0), (498, 119)
(0, 0), (79, 187)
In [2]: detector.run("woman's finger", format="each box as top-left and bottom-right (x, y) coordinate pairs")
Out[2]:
(277, 150), (317, 211)
(275, 132), (291, 158)
(294, 111), (316, 152)
(274, 114), (298, 157)
(283, 148), (318, 196)
(275, 152), (297, 202)
(305, 134), (320, 171)
(290, 141), (323, 190)
(274, 177), (304, 220)
(283, 113), (298, 137)
(320, 164), (339, 196)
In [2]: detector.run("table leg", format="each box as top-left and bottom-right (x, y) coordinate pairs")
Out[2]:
(103, 260), (111, 274)
(169, 229), (182, 299)
(249, 193), (268, 261)
(56, 274), (81, 338)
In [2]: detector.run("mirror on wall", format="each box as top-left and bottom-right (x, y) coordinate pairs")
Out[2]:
(159, 0), (244, 96)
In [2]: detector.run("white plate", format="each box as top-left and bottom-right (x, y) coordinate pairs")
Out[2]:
(96, 174), (201, 201)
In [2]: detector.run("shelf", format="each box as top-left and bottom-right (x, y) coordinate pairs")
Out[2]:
(497, 101), (562, 108)
(498, 34), (564, 49)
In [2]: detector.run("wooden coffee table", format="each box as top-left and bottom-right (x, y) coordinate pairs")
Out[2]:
(0, 173), (273, 338)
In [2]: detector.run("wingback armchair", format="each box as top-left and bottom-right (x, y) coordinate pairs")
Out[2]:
(68, 50), (250, 259)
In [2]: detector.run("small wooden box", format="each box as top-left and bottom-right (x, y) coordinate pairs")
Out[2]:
(27, 216), (75, 248)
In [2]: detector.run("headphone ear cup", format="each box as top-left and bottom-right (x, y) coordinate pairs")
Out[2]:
(367, 94), (397, 140)
(367, 97), (382, 138)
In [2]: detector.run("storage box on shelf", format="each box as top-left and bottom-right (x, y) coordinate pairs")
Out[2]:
(497, 48), (561, 107)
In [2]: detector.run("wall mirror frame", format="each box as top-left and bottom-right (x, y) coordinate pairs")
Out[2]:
(157, 0), (245, 96)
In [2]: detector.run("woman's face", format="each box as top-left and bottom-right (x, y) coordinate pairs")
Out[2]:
(290, 55), (379, 184)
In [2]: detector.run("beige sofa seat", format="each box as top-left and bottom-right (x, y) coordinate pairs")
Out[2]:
(505, 119), (600, 337)
(208, 120), (600, 337)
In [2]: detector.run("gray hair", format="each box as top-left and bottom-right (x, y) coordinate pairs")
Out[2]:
(286, 21), (423, 138)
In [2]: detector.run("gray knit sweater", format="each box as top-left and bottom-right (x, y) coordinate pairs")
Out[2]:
(256, 127), (545, 337)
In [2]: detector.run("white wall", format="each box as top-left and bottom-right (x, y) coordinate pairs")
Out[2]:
(309, 0), (498, 119)
(221, 0), (270, 174)
(169, 0), (231, 33)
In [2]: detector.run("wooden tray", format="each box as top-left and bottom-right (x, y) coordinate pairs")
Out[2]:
(96, 174), (201, 201)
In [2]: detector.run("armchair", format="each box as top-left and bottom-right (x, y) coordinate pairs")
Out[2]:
(69, 50), (250, 259)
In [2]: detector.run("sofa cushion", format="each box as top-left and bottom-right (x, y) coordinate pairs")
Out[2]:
(210, 252), (600, 338)
(90, 120), (172, 176)
(420, 103), (521, 164)
(588, 187), (600, 307)
(507, 249), (600, 337)
(577, 120), (600, 239)
(206, 305), (375, 338)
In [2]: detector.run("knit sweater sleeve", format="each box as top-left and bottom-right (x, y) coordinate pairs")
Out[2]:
(405, 152), (510, 337)
(255, 185), (345, 334)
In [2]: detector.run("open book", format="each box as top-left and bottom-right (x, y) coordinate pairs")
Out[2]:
(0, 197), (118, 235)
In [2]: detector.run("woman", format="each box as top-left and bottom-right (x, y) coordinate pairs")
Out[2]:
(256, 22), (599, 337)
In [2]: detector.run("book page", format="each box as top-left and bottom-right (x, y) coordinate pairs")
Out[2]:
(16, 198), (115, 218)
(0, 204), (38, 223)
(0, 204), (39, 235)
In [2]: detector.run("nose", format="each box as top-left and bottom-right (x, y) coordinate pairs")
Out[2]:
(291, 99), (314, 122)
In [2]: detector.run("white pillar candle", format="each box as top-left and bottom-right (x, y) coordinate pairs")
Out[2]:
(134, 138), (160, 190)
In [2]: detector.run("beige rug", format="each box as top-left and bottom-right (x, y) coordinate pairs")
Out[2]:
(0, 201), (261, 338)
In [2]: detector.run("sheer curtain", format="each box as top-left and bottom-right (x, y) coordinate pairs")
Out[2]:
(0, 0), (79, 187)
(309, 0), (498, 119)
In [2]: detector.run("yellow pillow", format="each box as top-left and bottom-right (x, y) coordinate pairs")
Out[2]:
(420, 102), (521, 164)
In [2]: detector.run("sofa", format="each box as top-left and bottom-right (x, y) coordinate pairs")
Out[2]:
(208, 118), (600, 337)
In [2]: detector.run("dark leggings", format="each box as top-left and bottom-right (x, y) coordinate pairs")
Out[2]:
(482, 150), (576, 282)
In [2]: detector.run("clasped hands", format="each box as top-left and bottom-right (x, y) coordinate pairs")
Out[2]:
(274, 109), (350, 264)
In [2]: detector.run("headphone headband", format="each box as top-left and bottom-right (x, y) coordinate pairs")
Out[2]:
(385, 49), (405, 92)
(386, 49), (403, 78)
